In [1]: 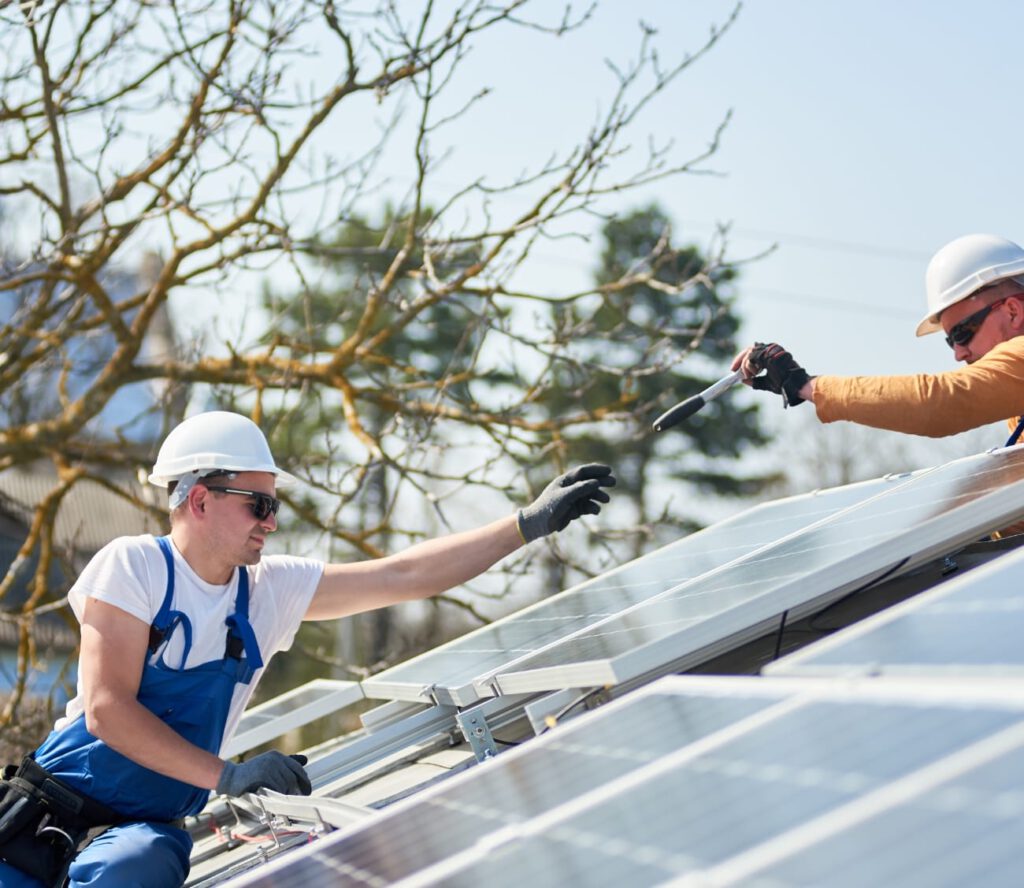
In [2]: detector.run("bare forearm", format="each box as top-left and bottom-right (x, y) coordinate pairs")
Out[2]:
(88, 696), (225, 790)
(309, 515), (523, 619)
(385, 514), (522, 599)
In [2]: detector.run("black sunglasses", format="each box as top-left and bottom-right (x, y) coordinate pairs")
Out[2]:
(944, 298), (1007, 349)
(203, 485), (281, 521)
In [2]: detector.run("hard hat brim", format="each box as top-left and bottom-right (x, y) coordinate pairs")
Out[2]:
(915, 314), (942, 337)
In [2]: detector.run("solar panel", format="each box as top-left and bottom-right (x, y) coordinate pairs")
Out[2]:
(222, 679), (364, 758)
(715, 742), (1024, 887)
(216, 676), (1024, 888)
(361, 474), (910, 705)
(490, 448), (1024, 696)
(765, 542), (1024, 679)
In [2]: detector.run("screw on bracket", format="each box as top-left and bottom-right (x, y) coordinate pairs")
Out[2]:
(455, 707), (498, 762)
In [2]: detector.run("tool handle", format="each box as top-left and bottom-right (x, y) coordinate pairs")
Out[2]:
(652, 396), (705, 432)
(652, 369), (745, 433)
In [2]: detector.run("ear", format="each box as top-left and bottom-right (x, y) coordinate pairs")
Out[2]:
(1008, 296), (1024, 331)
(187, 484), (208, 518)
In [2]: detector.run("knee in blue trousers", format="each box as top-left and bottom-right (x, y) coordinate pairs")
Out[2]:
(68, 822), (192, 888)
(0, 821), (192, 888)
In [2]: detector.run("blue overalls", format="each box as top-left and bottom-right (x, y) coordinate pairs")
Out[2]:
(0, 537), (263, 887)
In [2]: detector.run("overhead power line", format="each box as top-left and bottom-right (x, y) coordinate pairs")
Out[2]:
(745, 286), (919, 320)
(678, 220), (932, 264)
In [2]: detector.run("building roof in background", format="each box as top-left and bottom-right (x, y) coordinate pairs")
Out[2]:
(0, 461), (164, 555)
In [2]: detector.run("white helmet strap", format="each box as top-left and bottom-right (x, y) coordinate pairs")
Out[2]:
(169, 470), (237, 510)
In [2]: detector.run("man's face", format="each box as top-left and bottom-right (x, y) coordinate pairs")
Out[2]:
(200, 471), (279, 566)
(940, 282), (1022, 364)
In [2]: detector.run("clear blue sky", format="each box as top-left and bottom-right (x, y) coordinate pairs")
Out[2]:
(639, 0), (1024, 380)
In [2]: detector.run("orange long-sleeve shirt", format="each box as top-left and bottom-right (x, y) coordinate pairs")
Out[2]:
(813, 336), (1024, 439)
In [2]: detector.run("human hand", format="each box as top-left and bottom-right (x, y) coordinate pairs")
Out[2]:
(216, 751), (312, 797)
(736, 342), (812, 407)
(517, 464), (617, 543)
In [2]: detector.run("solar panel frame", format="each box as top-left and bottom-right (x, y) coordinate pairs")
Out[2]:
(361, 474), (915, 706)
(244, 790), (373, 830)
(765, 540), (1024, 680)
(489, 448), (1024, 696)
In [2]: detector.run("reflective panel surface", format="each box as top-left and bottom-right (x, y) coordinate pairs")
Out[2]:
(768, 543), (1024, 677)
(493, 450), (1024, 689)
(222, 678), (1024, 888)
(363, 477), (905, 702)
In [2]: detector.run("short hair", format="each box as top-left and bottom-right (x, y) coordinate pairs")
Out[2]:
(166, 469), (237, 522)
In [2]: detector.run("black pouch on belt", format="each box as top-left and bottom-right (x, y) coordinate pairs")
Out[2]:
(0, 756), (124, 887)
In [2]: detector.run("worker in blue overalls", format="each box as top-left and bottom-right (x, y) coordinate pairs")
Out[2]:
(0, 411), (615, 886)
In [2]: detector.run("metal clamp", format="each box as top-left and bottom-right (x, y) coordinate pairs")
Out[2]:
(455, 706), (498, 762)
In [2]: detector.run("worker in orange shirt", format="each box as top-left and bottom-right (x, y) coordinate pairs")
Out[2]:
(734, 233), (1024, 446)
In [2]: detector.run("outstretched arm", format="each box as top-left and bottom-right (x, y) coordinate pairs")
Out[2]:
(305, 464), (616, 621)
(306, 515), (521, 620)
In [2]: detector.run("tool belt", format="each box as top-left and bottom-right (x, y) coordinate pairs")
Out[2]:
(0, 756), (125, 887)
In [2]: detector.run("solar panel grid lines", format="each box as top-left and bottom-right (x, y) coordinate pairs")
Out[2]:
(218, 675), (1024, 888)
(386, 694), (816, 888)
(733, 746), (1024, 888)
(691, 716), (1024, 887)
(361, 474), (912, 706)
(377, 680), (1024, 888)
(765, 542), (1024, 679)
(489, 448), (1024, 695)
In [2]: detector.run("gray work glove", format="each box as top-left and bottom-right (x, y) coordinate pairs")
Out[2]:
(517, 464), (616, 543)
(216, 751), (312, 797)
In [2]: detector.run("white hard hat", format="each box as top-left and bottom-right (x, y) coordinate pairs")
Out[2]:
(148, 411), (296, 488)
(917, 233), (1024, 336)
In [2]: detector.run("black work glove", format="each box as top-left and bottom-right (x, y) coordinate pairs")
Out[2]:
(747, 342), (812, 407)
(517, 464), (616, 542)
(216, 751), (312, 797)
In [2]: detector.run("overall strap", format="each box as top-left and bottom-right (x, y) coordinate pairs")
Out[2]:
(150, 536), (261, 677)
(224, 566), (264, 675)
(148, 536), (179, 656)
(1005, 416), (1024, 447)
(149, 536), (194, 669)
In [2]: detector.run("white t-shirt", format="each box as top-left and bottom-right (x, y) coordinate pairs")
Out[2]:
(54, 534), (324, 753)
